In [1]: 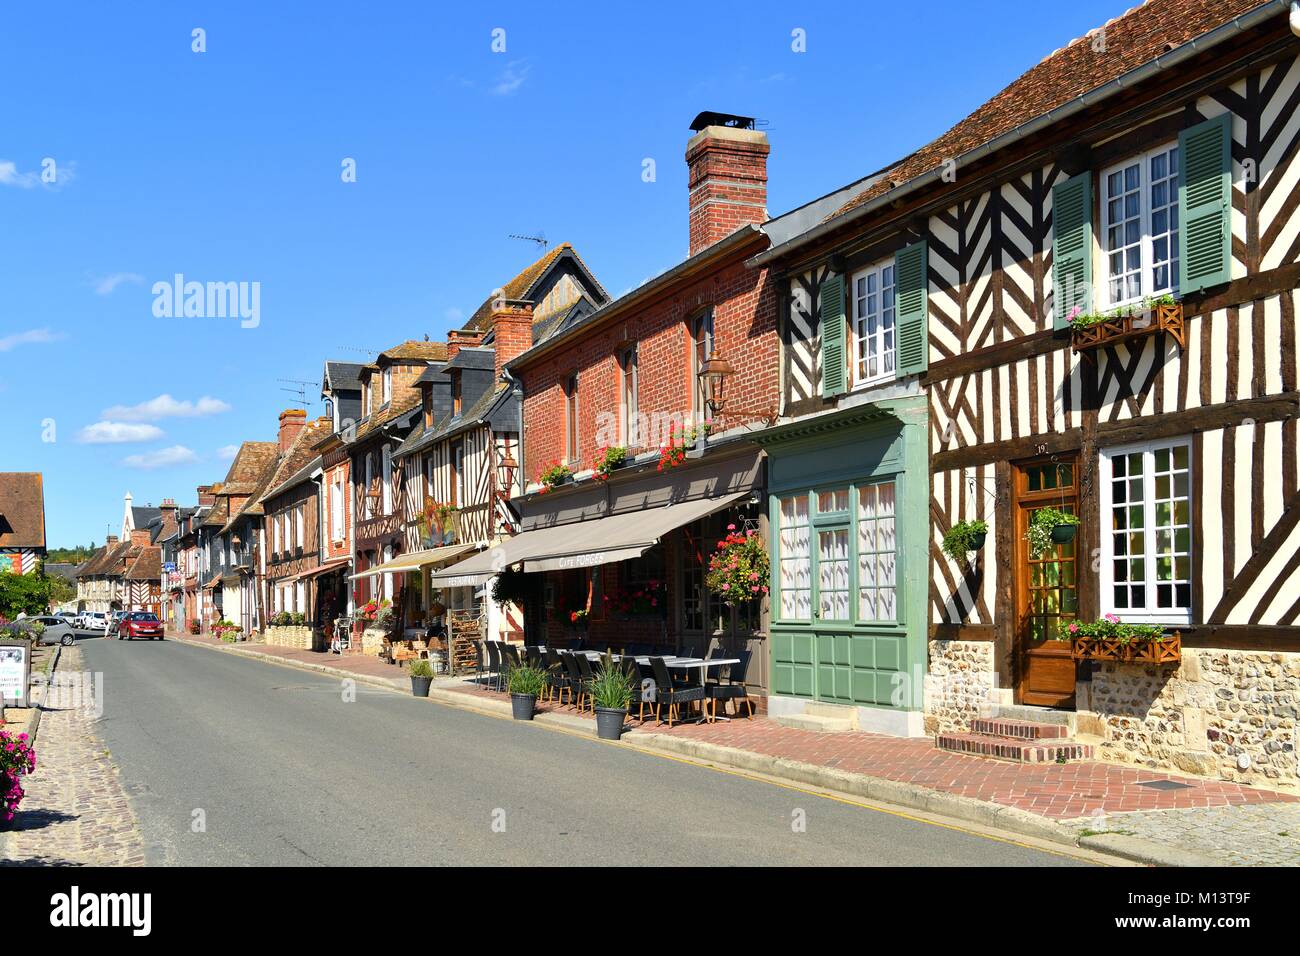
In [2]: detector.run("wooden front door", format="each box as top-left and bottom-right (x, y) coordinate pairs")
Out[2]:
(1013, 457), (1080, 708)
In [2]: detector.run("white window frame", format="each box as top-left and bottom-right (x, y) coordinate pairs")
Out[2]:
(381, 367), (392, 406)
(381, 444), (393, 513)
(1099, 437), (1194, 625)
(1100, 141), (1180, 308)
(621, 346), (639, 447)
(295, 504), (305, 551)
(850, 259), (896, 388)
(331, 477), (344, 542)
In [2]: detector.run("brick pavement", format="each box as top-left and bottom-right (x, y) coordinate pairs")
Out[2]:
(1, 645), (145, 866)
(448, 682), (1297, 822)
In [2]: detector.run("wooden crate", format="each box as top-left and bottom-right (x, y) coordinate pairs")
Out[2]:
(1071, 301), (1184, 361)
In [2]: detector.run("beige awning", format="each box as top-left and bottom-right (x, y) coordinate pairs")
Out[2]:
(348, 543), (477, 580)
(428, 492), (748, 586)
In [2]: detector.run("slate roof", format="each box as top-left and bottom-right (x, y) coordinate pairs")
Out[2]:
(393, 382), (515, 460)
(347, 394), (422, 445)
(44, 562), (79, 583)
(323, 361), (365, 393)
(829, 0), (1267, 222)
(0, 472), (46, 550)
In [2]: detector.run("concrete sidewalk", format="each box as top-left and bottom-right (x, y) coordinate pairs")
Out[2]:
(172, 633), (1300, 867)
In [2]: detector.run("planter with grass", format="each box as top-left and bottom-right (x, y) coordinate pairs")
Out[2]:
(941, 519), (988, 563)
(1025, 507), (1079, 557)
(506, 663), (547, 720)
(408, 658), (434, 697)
(587, 653), (634, 740)
(1068, 296), (1184, 359)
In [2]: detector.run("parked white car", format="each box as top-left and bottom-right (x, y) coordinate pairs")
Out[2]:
(80, 611), (108, 631)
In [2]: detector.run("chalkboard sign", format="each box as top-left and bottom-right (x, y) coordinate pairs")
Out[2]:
(0, 637), (32, 708)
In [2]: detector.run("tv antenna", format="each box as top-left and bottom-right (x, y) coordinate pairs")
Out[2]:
(277, 378), (317, 409)
(334, 345), (383, 357)
(508, 232), (547, 249)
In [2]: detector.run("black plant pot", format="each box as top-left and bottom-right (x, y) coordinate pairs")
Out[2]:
(595, 707), (626, 740)
(411, 675), (432, 698)
(511, 693), (537, 720)
(1050, 524), (1078, 544)
(970, 531), (987, 550)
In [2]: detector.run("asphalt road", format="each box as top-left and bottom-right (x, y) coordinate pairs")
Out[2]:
(76, 635), (1091, 866)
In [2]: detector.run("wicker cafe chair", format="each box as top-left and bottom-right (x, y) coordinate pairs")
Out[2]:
(649, 657), (704, 728)
(560, 652), (589, 714)
(574, 653), (601, 715)
(502, 642), (522, 682)
(705, 649), (754, 721)
(622, 655), (651, 723)
(544, 647), (568, 704)
(485, 641), (503, 692)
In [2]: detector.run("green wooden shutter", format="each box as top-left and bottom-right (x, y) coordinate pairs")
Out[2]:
(894, 240), (928, 377)
(1051, 172), (1092, 328)
(1178, 113), (1232, 294)
(820, 274), (846, 398)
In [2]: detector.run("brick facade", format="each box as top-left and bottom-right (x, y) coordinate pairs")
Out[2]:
(686, 126), (769, 257)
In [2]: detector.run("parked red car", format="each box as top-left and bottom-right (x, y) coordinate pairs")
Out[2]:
(120, 611), (164, 640)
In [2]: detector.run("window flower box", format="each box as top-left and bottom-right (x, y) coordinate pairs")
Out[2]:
(1069, 298), (1185, 360)
(1069, 617), (1181, 664)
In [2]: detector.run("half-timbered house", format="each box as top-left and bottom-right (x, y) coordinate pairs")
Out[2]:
(753, 0), (1300, 786)
(0, 472), (46, 575)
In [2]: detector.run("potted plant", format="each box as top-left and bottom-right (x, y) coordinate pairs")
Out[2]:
(187, 618), (200, 635)
(705, 524), (770, 605)
(0, 729), (37, 824)
(942, 519), (988, 562)
(408, 658), (434, 697)
(1068, 614), (1180, 663)
(506, 663), (547, 720)
(587, 653), (634, 740)
(1025, 507), (1079, 557)
(536, 461), (573, 494)
(591, 446), (627, 482)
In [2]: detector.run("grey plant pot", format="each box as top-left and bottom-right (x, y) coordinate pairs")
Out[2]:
(1051, 524), (1078, 544)
(511, 693), (537, 720)
(411, 675), (432, 698)
(595, 707), (626, 740)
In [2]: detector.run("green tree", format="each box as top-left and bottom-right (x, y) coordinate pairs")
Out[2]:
(0, 572), (54, 619)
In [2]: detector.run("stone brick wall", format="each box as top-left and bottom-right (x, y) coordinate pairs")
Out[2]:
(923, 640), (996, 734)
(1082, 649), (1300, 790)
(263, 625), (314, 650)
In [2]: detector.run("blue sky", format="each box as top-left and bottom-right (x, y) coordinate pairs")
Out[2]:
(1, 0), (1128, 547)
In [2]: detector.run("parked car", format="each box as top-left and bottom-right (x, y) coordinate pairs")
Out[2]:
(106, 610), (128, 635)
(9, 616), (76, 646)
(80, 611), (108, 631)
(119, 611), (164, 640)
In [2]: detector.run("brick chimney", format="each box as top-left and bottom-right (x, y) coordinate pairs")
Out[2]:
(686, 118), (769, 257)
(130, 528), (151, 548)
(106, 534), (119, 546)
(447, 328), (486, 361)
(278, 408), (307, 452)
(196, 485), (216, 506)
(491, 300), (534, 381)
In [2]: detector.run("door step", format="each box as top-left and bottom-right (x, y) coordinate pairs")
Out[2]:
(969, 717), (1069, 740)
(936, 731), (1094, 763)
(774, 704), (857, 734)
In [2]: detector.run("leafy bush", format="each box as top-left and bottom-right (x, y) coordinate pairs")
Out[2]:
(591, 446), (627, 482)
(506, 663), (547, 697)
(408, 659), (434, 678)
(942, 519), (988, 562)
(0, 571), (54, 619)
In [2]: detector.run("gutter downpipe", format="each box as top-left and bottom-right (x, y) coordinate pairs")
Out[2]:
(749, 0), (1290, 268)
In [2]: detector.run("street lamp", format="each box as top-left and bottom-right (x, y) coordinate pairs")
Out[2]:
(697, 350), (735, 418)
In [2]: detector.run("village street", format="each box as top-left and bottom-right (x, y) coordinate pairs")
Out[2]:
(19, 635), (1094, 867)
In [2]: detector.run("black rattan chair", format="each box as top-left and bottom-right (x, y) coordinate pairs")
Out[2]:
(649, 657), (704, 727)
(705, 649), (754, 721)
(485, 641), (503, 692)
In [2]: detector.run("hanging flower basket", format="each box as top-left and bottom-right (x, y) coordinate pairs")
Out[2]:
(1025, 507), (1079, 558)
(705, 524), (770, 606)
(1069, 297), (1184, 361)
(941, 519), (987, 563)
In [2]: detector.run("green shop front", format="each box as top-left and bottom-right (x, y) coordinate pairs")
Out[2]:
(759, 398), (929, 736)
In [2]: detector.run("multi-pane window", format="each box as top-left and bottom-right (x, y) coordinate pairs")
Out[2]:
(451, 441), (465, 507)
(621, 346), (639, 447)
(381, 367), (392, 406)
(777, 482), (900, 624)
(778, 495), (811, 620)
(1102, 440), (1193, 622)
(690, 310), (714, 422)
(851, 261), (896, 385)
(294, 504), (304, 552)
(857, 482), (897, 621)
(564, 374), (579, 464)
(381, 445), (393, 513)
(1102, 144), (1180, 306)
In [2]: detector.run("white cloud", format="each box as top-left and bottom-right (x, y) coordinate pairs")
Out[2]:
(216, 444), (239, 461)
(491, 60), (531, 96)
(78, 421), (166, 444)
(0, 328), (64, 352)
(122, 445), (199, 469)
(101, 394), (232, 422)
(92, 272), (145, 295)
